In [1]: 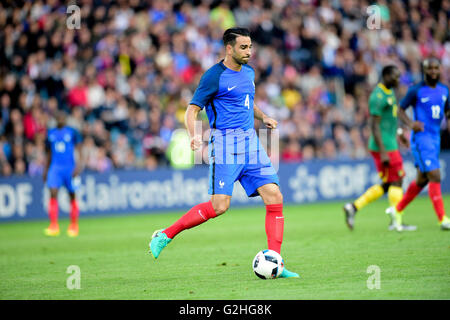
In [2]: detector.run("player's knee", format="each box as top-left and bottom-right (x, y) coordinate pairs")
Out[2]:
(381, 183), (390, 193)
(427, 172), (441, 183)
(211, 200), (229, 216)
(416, 170), (429, 187)
(389, 179), (402, 188)
(50, 189), (58, 199)
(416, 180), (428, 188)
(263, 190), (283, 205)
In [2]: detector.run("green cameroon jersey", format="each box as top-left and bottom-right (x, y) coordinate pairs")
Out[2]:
(368, 83), (399, 152)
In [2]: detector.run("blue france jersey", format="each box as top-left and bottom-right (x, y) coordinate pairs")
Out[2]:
(190, 60), (258, 157)
(46, 126), (81, 168)
(190, 60), (255, 131)
(400, 81), (449, 141)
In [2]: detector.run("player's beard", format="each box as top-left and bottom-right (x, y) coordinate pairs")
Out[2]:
(232, 54), (249, 65)
(425, 74), (439, 86)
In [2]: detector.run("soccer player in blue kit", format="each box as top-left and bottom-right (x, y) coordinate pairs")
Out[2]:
(150, 28), (299, 278)
(386, 58), (450, 230)
(43, 111), (82, 237)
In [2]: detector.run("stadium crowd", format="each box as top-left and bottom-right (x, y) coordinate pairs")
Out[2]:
(0, 0), (449, 177)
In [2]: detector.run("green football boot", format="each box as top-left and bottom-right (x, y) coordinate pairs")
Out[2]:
(149, 229), (172, 259)
(279, 268), (300, 278)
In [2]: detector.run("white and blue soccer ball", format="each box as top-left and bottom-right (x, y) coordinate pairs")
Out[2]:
(252, 249), (284, 279)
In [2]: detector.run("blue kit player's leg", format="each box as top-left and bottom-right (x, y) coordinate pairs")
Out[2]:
(45, 166), (62, 236)
(411, 139), (441, 173)
(46, 166), (63, 190)
(239, 149), (299, 278)
(61, 167), (80, 237)
(239, 150), (279, 197)
(411, 139), (450, 229)
(208, 161), (241, 196)
(150, 155), (242, 259)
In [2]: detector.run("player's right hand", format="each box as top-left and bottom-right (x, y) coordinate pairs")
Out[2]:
(399, 134), (410, 148)
(190, 135), (203, 151)
(411, 121), (424, 132)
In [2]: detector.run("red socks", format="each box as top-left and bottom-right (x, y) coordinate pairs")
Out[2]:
(164, 201), (217, 239)
(163, 202), (285, 253)
(428, 182), (445, 222)
(49, 198), (80, 226)
(70, 199), (79, 225)
(48, 198), (58, 227)
(396, 181), (423, 212)
(396, 181), (445, 222)
(265, 203), (284, 254)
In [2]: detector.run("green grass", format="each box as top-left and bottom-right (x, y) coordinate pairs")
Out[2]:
(0, 195), (449, 300)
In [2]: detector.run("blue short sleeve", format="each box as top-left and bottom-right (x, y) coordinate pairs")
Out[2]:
(190, 64), (225, 109)
(400, 84), (419, 110)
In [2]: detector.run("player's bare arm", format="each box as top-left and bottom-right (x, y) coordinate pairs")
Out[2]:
(371, 115), (389, 165)
(185, 104), (202, 150)
(397, 107), (424, 132)
(43, 145), (51, 183)
(254, 104), (277, 129)
(396, 127), (410, 148)
(72, 144), (83, 177)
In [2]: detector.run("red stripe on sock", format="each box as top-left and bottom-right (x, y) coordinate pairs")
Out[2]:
(396, 181), (423, 212)
(265, 203), (284, 254)
(164, 201), (217, 239)
(428, 182), (445, 222)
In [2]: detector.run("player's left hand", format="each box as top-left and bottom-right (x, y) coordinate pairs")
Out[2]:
(263, 116), (277, 129)
(72, 167), (81, 177)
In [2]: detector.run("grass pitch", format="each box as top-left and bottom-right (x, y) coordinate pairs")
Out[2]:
(0, 195), (449, 300)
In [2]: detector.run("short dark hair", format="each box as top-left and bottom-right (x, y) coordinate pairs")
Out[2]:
(223, 27), (251, 47)
(381, 65), (398, 78)
(422, 57), (440, 70)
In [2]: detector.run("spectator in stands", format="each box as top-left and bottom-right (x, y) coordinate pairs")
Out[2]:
(0, 0), (449, 178)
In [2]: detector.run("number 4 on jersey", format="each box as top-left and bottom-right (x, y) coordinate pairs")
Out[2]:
(244, 94), (250, 109)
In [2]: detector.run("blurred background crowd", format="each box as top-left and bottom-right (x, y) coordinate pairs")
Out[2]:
(1, 0), (450, 177)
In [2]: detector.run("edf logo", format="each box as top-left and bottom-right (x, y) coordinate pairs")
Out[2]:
(0, 183), (33, 218)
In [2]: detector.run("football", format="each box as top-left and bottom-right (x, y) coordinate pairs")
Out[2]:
(252, 249), (284, 279)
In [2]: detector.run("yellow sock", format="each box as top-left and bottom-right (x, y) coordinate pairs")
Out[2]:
(354, 184), (385, 211)
(388, 185), (403, 208)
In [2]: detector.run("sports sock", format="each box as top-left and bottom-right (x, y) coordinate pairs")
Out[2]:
(354, 184), (384, 211)
(387, 185), (403, 207)
(265, 203), (284, 254)
(163, 201), (217, 239)
(48, 198), (59, 228)
(70, 199), (79, 225)
(396, 181), (423, 212)
(428, 182), (445, 222)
